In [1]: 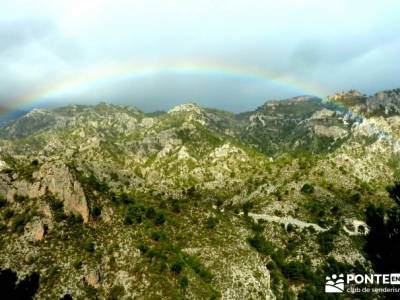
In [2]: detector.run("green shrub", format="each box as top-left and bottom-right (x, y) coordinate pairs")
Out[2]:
(137, 243), (149, 254)
(247, 234), (274, 256)
(147, 248), (167, 261)
(83, 239), (95, 252)
(145, 207), (156, 219)
(118, 193), (135, 205)
(155, 212), (166, 225)
(251, 221), (264, 233)
(286, 223), (295, 232)
(123, 215), (133, 225)
(150, 231), (163, 241)
(205, 217), (218, 229)
(110, 172), (119, 181)
(3, 208), (14, 219)
(323, 256), (357, 276)
(178, 275), (189, 289)
(91, 206), (102, 218)
(48, 266), (60, 279)
(73, 259), (83, 269)
(271, 249), (285, 269)
(350, 191), (361, 203)
(0, 195), (6, 208)
(67, 214), (83, 225)
(242, 201), (254, 215)
(317, 230), (336, 254)
(185, 255), (212, 282)
(171, 199), (181, 213)
(49, 198), (67, 222)
(281, 261), (313, 282)
(108, 285), (124, 300)
(123, 204), (144, 225)
(282, 289), (296, 300)
(50, 198), (64, 210)
(297, 287), (323, 300)
(301, 183), (315, 194)
(83, 286), (97, 298)
(11, 214), (28, 233)
(171, 259), (184, 274)
(14, 194), (26, 203)
(135, 214), (143, 224)
(82, 174), (109, 193)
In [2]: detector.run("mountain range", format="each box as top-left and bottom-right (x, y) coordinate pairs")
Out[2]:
(1, 88), (400, 299)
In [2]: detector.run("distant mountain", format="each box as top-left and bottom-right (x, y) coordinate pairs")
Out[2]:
(330, 88), (400, 116)
(237, 95), (354, 155)
(0, 109), (27, 125)
(0, 88), (399, 299)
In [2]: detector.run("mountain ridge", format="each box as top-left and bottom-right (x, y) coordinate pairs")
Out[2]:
(0, 87), (399, 299)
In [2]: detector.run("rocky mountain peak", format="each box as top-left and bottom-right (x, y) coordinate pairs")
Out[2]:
(328, 89), (363, 101)
(167, 102), (203, 114)
(366, 88), (400, 115)
(24, 108), (51, 117)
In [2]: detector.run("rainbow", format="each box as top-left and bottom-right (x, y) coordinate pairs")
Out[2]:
(1, 61), (399, 149)
(4, 60), (329, 111)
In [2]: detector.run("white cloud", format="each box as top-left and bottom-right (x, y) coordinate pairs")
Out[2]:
(0, 0), (399, 111)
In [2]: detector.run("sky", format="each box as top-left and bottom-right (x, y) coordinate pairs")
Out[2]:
(0, 0), (399, 113)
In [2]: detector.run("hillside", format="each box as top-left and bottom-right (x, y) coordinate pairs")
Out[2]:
(0, 89), (400, 299)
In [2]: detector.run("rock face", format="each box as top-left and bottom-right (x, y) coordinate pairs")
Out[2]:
(366, 89), (400, 114)
(32, 163), (89, 223)
(2, 163), (89, 223)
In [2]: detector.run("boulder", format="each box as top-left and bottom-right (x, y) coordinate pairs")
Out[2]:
(24, 218), (46, 241)
(84, 269), (100, 288)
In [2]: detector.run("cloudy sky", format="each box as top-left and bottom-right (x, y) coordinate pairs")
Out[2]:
(1, 0), (399, 112)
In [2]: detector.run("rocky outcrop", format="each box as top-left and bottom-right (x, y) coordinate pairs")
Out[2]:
(0, 160), (8, 171)
(209, 143), (247, 162)
(3, 162), (89, 223)
(313, 125), (348, 139)
(329, 90), (363, 101)
(32, 163), (89, 223)
(177, 146), (192, 160)
(84, 269), (100, 288)
(310, 108), (335, 120)
(24, 218), (46, 241)
(167, 103), (203, 114)
(140, 117), (156, 128)
(366, 89), (400, 115)
(343, 219), (369, 236)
